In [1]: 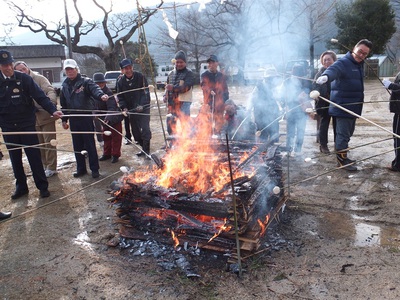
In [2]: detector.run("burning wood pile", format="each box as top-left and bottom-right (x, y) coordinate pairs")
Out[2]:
(111, 116), (284, 256)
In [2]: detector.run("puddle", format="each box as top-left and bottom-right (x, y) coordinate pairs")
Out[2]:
(320, 212), (400, 249)
(354, 222), (400, 248)
(354, 223), (380, 247)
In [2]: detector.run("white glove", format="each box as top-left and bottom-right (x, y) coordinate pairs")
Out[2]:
(383, 79), (392, 89)
(316, 75), (328, 85)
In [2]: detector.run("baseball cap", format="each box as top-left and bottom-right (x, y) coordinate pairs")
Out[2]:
(63, 59), (78, 69)
(119, 58), (132, 69)
(207, 54), (218, 62)
(0, 50), (14, 65)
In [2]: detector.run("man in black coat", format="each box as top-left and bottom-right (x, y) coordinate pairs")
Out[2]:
(0, 50), (63, 199)
(117, 58), (151, 157)
(383, 75), (400, 171)
(60, 59), (109, 178)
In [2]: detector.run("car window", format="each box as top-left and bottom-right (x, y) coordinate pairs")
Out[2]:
(105, 72), (121, 79)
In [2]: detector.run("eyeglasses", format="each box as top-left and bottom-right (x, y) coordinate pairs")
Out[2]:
(355, 48), (369, 57)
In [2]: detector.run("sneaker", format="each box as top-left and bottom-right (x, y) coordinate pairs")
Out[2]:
(92, 171), (100, 178)
(45, 169), (56, 178)
(125, 140), (132, 145)
(111, 156), (119, 163)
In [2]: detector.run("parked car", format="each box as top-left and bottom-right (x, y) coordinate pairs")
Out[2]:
(104, 71), (122, 92)
(155, 64), (174, 89)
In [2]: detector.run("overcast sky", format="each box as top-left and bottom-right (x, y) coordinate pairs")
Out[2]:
(2, 0), (207, 41)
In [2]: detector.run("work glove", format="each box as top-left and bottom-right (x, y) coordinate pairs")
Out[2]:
(316, 75), (328, 85)
(135, 105), (143, 112)
(383, 79), (392, 89)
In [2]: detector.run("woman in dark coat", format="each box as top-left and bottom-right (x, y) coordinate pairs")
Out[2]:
(312, 50), (337, 154)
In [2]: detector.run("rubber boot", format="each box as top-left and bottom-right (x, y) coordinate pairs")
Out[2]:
(336, 151), (357, 171)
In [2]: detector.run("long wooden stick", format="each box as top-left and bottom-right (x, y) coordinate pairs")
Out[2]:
(1, 141), (50, 151)
(0, 131), (105, 135)
(0, 141), (80, 154)
(225, 133), (242, 277)
(316, 94), (400, 139)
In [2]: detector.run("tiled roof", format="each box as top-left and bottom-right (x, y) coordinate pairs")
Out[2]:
(0, 45), (66, 59)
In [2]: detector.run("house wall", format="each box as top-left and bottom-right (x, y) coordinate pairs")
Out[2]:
(379, 59), (396, 77)
(15, 57), (63, 83)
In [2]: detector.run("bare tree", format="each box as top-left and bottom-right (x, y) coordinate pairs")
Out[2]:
(5, 0), (163, 70)
(290, 0), (337, 75)
(154, 0), (287, 80)
(152, 4), (215, 73)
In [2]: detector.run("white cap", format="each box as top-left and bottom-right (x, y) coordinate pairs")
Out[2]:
(63, 59), (78, 69)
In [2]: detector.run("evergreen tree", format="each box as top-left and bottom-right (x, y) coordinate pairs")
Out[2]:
(334, 0), (396, 54)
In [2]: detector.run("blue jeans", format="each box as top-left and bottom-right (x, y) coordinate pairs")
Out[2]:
(180, 101), (191, 116)
(335, 117), (356, 152)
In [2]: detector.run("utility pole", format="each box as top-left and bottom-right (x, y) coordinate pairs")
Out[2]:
(63, 0), (73, 59)
(173, 1), (180, 51)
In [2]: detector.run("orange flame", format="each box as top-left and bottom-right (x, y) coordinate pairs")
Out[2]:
(208, 218), (232, 242)
(170, 229), (180, 248)
(258, 214), (270, 237)
(123, 110), (254, 193)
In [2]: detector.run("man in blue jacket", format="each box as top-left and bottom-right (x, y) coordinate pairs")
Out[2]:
(316, 39), (372, 171)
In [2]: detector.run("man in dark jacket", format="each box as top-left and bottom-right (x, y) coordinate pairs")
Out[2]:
(164, 50), (195, 137)
(0, 50), (63, 199)
(382, 75), (400, 171)
(200, 54), (229, 136)
(116, 58), (151, 158)
(60, 59), (109, 178)
(316, 39), (372, 171)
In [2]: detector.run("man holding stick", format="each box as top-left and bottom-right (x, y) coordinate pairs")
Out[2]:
(60, 59), (109, 178)
(0, 50), (63, 199)
(14, 61), (58, 178)
(117, 58), (151, 158)
(316, 39), (372, 171)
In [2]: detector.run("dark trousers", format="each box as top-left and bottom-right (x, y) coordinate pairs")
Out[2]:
(103, 122), (123, 157)
(392, 113), (400, 169)
(318, 113), (334, 146)
(2, 125), (48, 192)
(69, 116), (99, 173)
(124, 116), (131, 140)
(129, 109), (151, 146)
(335, 117), (356, 152)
